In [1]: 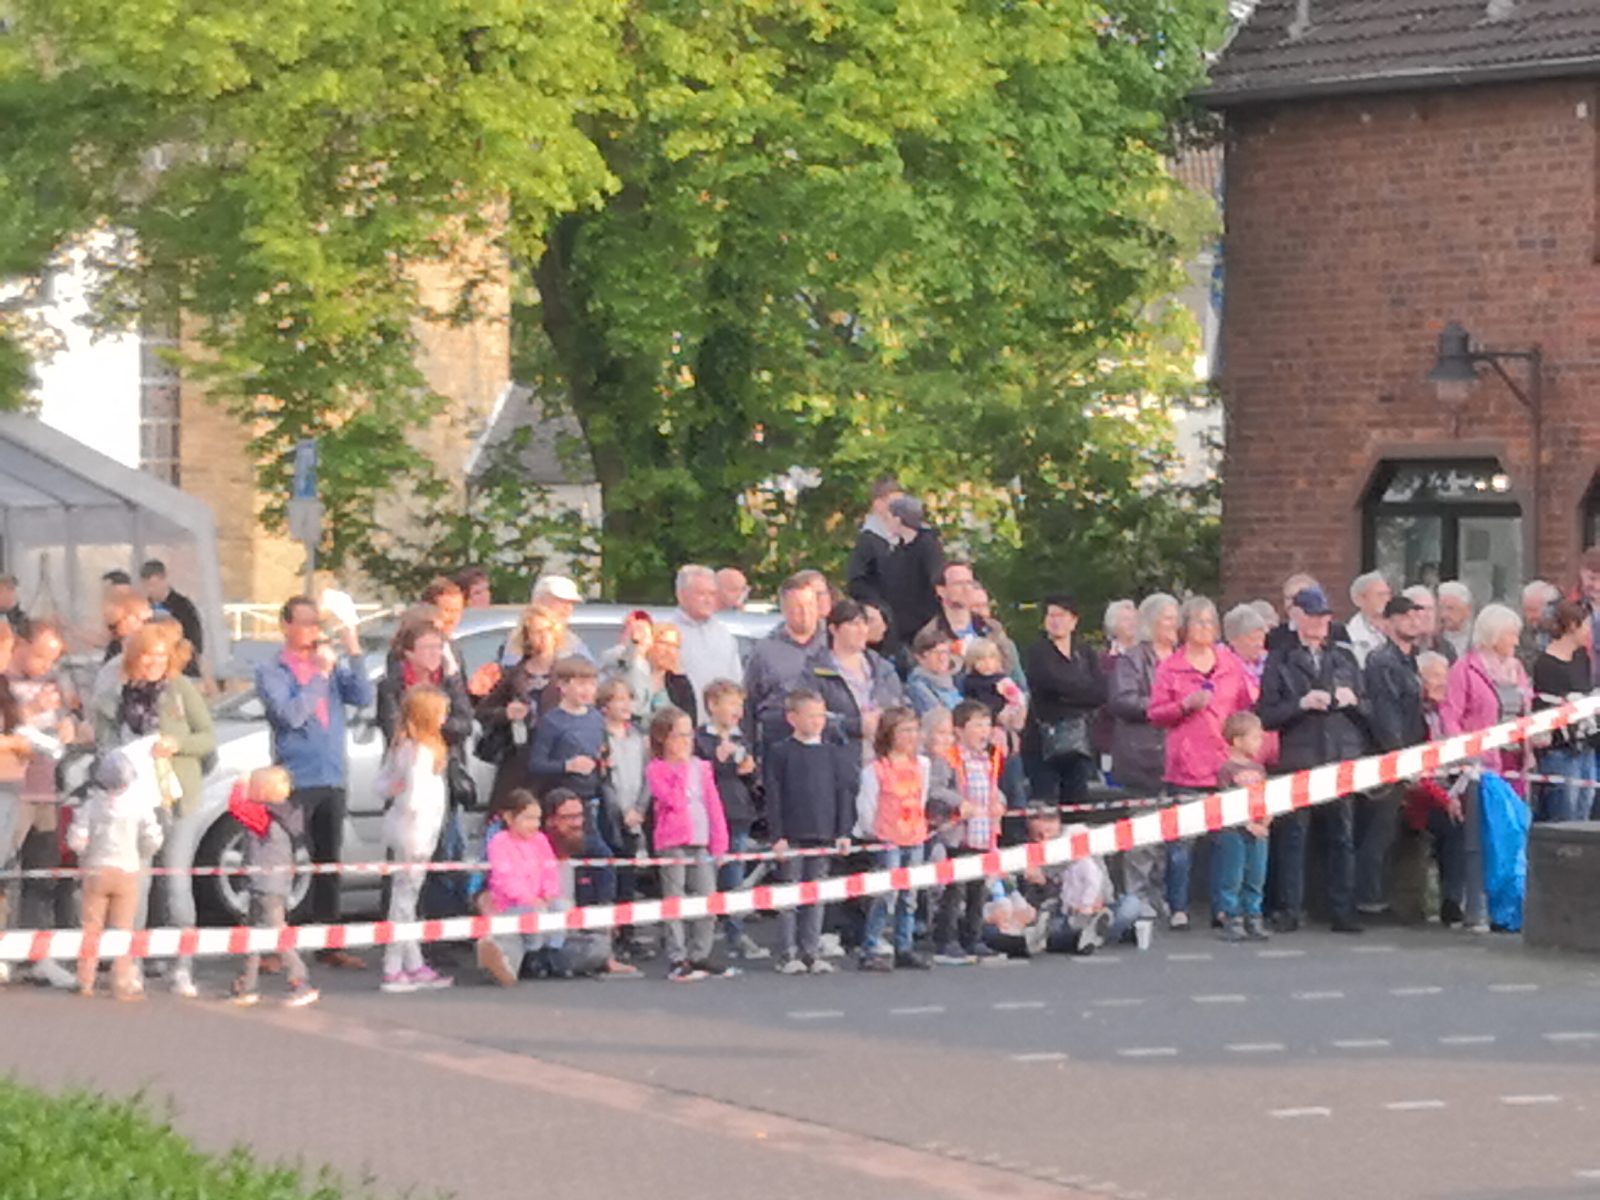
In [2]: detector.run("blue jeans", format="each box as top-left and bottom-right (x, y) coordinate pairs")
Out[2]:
(1538, 746), (1596, 823)
(862, 844), (926, 954)
(719, 828), (755, 942)
(1211, 828), (1267, 919)
(1165, 840), (1193, 916)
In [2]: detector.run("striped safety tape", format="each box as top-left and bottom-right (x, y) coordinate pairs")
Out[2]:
(3, 695), (1591, 964)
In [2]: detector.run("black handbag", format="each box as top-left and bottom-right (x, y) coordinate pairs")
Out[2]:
(1039, 713), (1092, 761)
(473, 721), (512, 766)
(447, 753), (481, 812)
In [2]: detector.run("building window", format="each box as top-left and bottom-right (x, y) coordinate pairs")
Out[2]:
(139, 319), (180, 486)
(1362, 459), (1522, 606)
(1584, 475), (1600, 552)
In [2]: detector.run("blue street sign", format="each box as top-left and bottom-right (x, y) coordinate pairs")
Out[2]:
(291, 439), (318, 500)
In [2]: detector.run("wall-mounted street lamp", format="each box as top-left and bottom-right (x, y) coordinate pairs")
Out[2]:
(1426, 320), (1545, 572)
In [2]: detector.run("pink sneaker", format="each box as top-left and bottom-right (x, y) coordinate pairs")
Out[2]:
(408, 966), (454, 990)
(379, 972), (418, 994)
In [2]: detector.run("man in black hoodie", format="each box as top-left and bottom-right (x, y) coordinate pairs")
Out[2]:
(846, 479), (943, 658)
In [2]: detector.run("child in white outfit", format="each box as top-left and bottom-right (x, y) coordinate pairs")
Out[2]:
(377, 686), (454, 993)
(68, 751), (162, 999)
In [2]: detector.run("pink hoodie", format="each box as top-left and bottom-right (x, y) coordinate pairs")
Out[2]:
(646, 757), (730, 857)
(1147, 647), (1255, 788)
(487, 828), (562, 912)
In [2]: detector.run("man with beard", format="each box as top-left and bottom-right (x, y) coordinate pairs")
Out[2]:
(540, 792), (639, 978)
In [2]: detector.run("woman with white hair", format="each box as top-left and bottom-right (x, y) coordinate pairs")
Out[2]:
(1148, 597), (1254, 930)
(1092, 599), (1138, 762)
(1223, 604), (1271, 700)
(1439, 603), (1532, 931)
(1108, 593), (1180, 919)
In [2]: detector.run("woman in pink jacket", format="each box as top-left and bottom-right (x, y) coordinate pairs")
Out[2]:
(1438, 602), (1532, 932)
(1148, 597), (1254, 930)
(646, 706), (731, 982)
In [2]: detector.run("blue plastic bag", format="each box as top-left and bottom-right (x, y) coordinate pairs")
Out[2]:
(1479, 771), (1532, 932)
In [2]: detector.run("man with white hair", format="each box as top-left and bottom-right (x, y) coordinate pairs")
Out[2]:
(674, 563), (743, 708)
(715, 567), (750, 612)
(1518, 579), (1559, 669)
(1345, 571), (1392, 668)
(1402, 585), (1454, 663)
(1436, 581), (1474, 663)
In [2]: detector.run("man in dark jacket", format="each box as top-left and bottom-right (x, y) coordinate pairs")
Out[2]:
(743, 574), (826, 752)
(846, 482), (943, 659)
(845, 476), (903, 622)
(1257, 585), (1368, 934)
(1265, 572), (1351, 658)
(1357, 594), (1429, 917)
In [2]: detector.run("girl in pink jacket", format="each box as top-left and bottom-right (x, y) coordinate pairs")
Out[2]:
(477, 790), (564, 987)
(646, 706), (731, 982)
(1146, 597), (1254, 929)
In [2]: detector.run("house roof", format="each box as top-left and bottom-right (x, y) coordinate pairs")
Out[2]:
(467, 383), (596, 487)
(1202, 0), (1600, 107)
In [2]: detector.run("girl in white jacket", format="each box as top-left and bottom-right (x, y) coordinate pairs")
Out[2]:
(377, 686), (454, 993)
(69, 751), (162, 999)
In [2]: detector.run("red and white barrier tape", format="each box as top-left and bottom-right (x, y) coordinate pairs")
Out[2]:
(5, 696), (1593, 964)
(1500, 771), (1600, 790)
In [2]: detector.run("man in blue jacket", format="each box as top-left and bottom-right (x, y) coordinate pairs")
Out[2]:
(255, 595), (373, 966)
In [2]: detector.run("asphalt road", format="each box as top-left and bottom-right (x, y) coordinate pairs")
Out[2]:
(4, 922), (1600, 1200)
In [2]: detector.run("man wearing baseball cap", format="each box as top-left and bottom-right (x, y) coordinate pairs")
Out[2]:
(531, 575), (593, 661)
(1358, 593), (1429, 917)
(1258, 584), (1368, 934)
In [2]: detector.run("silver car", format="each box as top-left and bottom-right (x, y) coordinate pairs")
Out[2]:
(177, 603), (780, 923)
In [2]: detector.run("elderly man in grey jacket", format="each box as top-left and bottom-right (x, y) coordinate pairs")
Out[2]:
(673, 563), (744, 711)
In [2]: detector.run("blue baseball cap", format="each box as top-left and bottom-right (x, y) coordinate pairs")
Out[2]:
(1292, 586), (1333, 616)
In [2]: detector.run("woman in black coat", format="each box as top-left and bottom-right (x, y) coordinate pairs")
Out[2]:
(1023, 594), (1107, 804)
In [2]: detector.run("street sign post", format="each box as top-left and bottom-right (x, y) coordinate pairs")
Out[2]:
(288, 439), (321, 594)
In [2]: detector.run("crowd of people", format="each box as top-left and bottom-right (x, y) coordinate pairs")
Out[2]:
(5, 479), (1600, 1003)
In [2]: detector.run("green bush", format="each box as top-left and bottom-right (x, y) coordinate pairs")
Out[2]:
(0, 1078), (359, 1199)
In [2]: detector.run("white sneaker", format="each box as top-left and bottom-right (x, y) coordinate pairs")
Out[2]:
(807, 958), (837, 975)
(818, 932), (846, 959)
(0, 962), (10, 985)
(171, 969), (199, 1000)
(775, 956), (809, 976)
(31, 959), (76, 991)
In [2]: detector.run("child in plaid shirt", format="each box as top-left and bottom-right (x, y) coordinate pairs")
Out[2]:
(932, 701), (1006, 963)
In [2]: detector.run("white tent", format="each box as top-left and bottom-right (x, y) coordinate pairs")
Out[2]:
(0, 414), (225, 663)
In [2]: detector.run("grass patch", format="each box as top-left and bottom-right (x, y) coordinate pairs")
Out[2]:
(0, 1077), (359, 1198)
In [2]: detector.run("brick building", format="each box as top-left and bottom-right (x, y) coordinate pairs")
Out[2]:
(1204, 0), (1600, 609)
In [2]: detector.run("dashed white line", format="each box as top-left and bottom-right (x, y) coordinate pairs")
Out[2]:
(1256, 948), (1305, 959)
(1544, 1031), (1600, 1043)
(1389, 986), (1444, 997)
(1384, 1100), (1447, 1112)
(1117, 1046), (1180, 1058)
(1166, 952), (1213, 962)
(1090, 997), (1146, 1009)
(1192, 993), (1248, 1004)
(1349, 944), (1398, 954)
(1331, 1038), (1393, 1050)
(1226, 1042), (1286, 1054)
(1009, 1051), (1069, 1064)
(1294, 990), (1346, 1001)
(1270, 1107), (1331, 1119)
(890, 1005), (946, 1016)
(993, 1000), (1048, 1011)
(1573, 1169), (1600, 1181)
(1501, 1094), (1561, 1106)
(1488, 983), (1540, 993)
(1438, 1034), (1497, 1046)
(786, 1010), (845, 1021)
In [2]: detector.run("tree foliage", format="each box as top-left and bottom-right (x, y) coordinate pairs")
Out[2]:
(0, 0), (1226, 609)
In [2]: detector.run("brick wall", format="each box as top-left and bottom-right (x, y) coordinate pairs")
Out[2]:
(1219, 78), (1600, 607)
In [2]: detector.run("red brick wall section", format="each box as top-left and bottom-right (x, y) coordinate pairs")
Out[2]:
(1219, 79), (1600, 607)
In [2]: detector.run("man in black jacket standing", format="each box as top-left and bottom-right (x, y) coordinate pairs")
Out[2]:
(1358, 594), (1428, 917)
(1258, 586), (1368, 934)
(846, 480), (943, 660)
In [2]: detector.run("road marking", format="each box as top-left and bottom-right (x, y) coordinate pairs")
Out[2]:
(1226, 1042), (1286, 1054)
(993, 1000), (1048, 1011)
(1010, 1052), (1069, 1064)
(1117, 1046), (1179, 1058)
(1390, 986), (1444, 997)
(1349, 944), (1397, 954)
(1573, 1169), (1600, 1181)
(1089, 997), (1146, 1009)
(1331, 1038), (1392, 1050)
(1544, 1031), (1600, 1043)
(1256, 948), (1305, 959)
(787, 1010), (845, 1021)
(1384, 1100), (1447, 1112)
(1192, 993), (1248, 1004)
(1166, 952), (1213, 962)
(1438, 1034), (1496, 1046)
(891, 1005), (946, 1016)
(1501, 1094), (1561, 1106)
(1270, 1107), (1331, 1119)
(1488, 983), (1539, 993)
(1294, 990), (1345, 1001)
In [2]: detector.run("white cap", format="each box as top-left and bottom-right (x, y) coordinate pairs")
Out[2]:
(533, 575), (582, 604)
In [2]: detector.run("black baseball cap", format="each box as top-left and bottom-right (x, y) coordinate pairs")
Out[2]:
(1383, 595), (1422, 619)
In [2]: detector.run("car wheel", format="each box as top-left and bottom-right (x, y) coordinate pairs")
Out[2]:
(193, 815), (314, 926)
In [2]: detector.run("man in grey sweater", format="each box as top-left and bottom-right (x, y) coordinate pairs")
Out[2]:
(743, 573), (826, 753)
